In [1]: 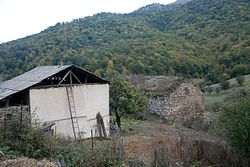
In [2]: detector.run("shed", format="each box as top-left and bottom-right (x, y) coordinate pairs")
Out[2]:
(0, 65), (109, 139)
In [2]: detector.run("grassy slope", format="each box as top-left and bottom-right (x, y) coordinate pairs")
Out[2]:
(205, 74), (250, 110)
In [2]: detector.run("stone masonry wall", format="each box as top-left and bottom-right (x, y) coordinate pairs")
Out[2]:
(149, 83), (204, 121)
(0, 106), (30, 136)
(149, 96), (170, 117)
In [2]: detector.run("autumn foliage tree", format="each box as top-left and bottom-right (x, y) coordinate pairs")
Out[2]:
(0, 0), (249, 81)
(106, 73), (148, 130)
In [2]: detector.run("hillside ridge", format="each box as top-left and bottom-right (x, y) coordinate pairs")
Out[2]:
(0, 0), (249, 82)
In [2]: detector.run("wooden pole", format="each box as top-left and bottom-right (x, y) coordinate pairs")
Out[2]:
(91, 130), (94, 150)
(19, 102), (23, 132)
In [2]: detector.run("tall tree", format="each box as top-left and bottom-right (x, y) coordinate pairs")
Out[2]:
(106, 73), (148, 130)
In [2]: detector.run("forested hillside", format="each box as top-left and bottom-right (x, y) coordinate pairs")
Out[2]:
(0, 0), (249, 83)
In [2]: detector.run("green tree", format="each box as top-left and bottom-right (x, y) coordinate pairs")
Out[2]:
(215, 86), (222, 95)
(206, 71), (219, 84)
(106, 73), (148, 130)
(216, 96), (250, 156)
(231, 64), (247, 77)
(205, 86), (213, 95)
(236, 75), (245, 86)
(0, 0), (250, 81)
(220, 80), (230, 90)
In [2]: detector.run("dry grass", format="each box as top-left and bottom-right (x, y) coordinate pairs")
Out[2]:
(125, 75), (185, 95)
(0, 158), (56, 167)
(122, 123), (250, 167)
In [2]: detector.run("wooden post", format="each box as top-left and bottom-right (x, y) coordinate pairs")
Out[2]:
(3, 115), (6, 139)
(5, 97), (9, 107)
(91, 130), (94, 150)
(85, 75), (88, 83)
(96, 112), (107, 139)
(69, 71), (73, 85)
(153, 149), (158, 167)
(19, 102), (23, 132)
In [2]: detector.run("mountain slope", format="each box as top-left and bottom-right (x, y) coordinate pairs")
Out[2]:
(174, 0), (193, 4)
(0, 0), (249, 82)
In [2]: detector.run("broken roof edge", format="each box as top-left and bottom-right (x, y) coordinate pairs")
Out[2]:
(69, 65), (110, 84)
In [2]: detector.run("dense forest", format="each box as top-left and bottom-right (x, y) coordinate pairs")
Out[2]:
(0, 0), (249, 83)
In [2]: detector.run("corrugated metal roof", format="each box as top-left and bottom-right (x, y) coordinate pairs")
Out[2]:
(0, 65), (72, 100)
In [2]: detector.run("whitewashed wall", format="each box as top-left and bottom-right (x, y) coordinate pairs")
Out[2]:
(29, 84), (109, 139)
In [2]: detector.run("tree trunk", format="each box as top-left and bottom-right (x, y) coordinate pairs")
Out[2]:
(115, 110), (121, 130)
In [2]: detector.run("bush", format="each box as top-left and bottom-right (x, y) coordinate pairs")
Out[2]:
(1, 124), (130, 166)
(224, 89), (247, 102)
(211, 102), (222, 112)
(205, 86), (213, 95)
(215, 86), (221, 95)
(236, 75), (245, 86)
(0, 123), (57, 159)
(220, 80), (230, 90)
(0, 146), (17, 160)
(213, 95), (250, 156)
(181, 117), (211, 132)
(56, 139), (125, 167)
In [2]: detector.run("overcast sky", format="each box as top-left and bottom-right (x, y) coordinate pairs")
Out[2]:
(0, 0), (175, 43)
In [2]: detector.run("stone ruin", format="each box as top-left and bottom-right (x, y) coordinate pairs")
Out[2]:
(148, 82), (204, 121)
(126, 75), (204, 121)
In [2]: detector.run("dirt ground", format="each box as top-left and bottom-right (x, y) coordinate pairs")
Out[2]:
(120, 122), (249, 167)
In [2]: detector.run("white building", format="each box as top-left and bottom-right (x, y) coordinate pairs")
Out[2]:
(0, 65), (109, 139)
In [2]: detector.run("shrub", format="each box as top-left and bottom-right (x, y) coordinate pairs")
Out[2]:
(224, 89), (247, 102)
(211, 102), (222, 112)
(236, 75), (245, 86)
(214, 95), (250, 156)
(205, 86), (213, 95)
(56, 139), (125, 167)
(215, 86), (221, 95)
(182, 117), (211, 132)
(1, 123), (129, 166)
(0, 123), (57, 159)
(220, 80), (230, 90)
(0, 146), (17, 160)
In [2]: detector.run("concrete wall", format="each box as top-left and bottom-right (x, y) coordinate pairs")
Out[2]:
(30, 84), (109, 139)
